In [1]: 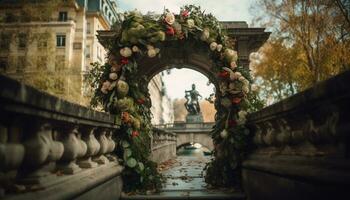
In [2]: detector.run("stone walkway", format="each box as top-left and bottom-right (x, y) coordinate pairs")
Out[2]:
(122, 153), (245, 200)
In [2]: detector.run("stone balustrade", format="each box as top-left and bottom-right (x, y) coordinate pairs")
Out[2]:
(0, 75), (123, 200)
(243, 70), (350, 200)
(150, 128), (176, 163)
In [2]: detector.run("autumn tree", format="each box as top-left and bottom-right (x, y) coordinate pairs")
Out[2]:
(250, 0), (350, 103)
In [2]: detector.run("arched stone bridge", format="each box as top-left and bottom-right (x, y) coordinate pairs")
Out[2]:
(154, 122), (215, 151)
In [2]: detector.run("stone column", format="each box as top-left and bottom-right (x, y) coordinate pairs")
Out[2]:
(57, 125), (84, 174)
(0, 123), (25, 196)
(93, 128), (109, 164)
(78, 127), (100, 168)
(20, 122), (64, 185)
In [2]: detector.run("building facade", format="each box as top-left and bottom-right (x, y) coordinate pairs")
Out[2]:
(0, 0), (118, 105)
(148, 73), (174, 125)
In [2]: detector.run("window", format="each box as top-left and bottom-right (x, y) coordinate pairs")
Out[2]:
(18, 33), (27, 49)
(86, 45), (90, 58)
(0, 33), (10, 50)
(56, 34), (66, 47)
(58, 12), (68, 21)
(0, 57), (8, 72)
(86, 22), (91, 34)
(55, 55), (65, 71)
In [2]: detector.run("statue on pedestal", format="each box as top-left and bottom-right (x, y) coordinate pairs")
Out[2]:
(184, 84), (202, 115)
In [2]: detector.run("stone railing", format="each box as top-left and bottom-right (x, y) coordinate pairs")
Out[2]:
(0, 75), (123, 200)
(154, 122), (214, 132)
(150, 128), (176, 163)
(243, 71), (350, 200)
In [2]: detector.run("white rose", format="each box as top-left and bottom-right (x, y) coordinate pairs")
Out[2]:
(237, 111), (248, 125)
(238, 76), (246, 82)
(147, 45), (154, 50)
(216, 44), (223, 52)
(164, 12), (175, 25)
(155, 48), (160, 53)
(132, 46), (139, 52)
(210, 42), (217, 51)
(251, 84), (258, 92)
(220, 129), (228, 139)
(120, 47), (132, 57)
(101, 81), (111, 94)
(234, 72), (242, 77)
(187, 19), (195, 28)
(242, 85), (250, 94)
(109, 72), (118, 80)
(200, 28), (210, 41)
(148, 48), (157, 58)
(230, 61), (237, 69)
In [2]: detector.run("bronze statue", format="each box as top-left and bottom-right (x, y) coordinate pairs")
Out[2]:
(184, 84), (202, 115)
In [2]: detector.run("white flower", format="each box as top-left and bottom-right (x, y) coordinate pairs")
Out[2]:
(238, 76), (246, 82)
(237, 111), (248, 125)
(120, 47), (132, 57)
(164, 12), (175, 25)
(242, 85), (250, 94)
(109, 72), (118, 80)
(251, 84), (258, 92)
(230, 61), (237, 69)
(155, 48), (160, 53)
(101, 81), (111, 94)
(132, 46), (139, 52)
(147, 48), (157, 58)
(225, 49), (238, 62)
(187, 19), (195, 28)
(216, 44), (223, 52)
(220, 129), (228, 139)
(234, 72), (242, 78)
(108, 81), (117, 91)
(146, 45), (154, 50)
(210, 42), (217, 51)
(200, 28), (210, 41)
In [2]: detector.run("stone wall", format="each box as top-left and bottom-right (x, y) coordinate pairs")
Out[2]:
(0, 75), (123, 200)
(150, 128), (176, 163)
(244, 71), (350, 200)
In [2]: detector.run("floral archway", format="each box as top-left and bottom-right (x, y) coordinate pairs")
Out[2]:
(89, 5), (259, 192)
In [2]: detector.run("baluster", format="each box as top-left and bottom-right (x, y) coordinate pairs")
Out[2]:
(106, 130), (117, 162)
(0, 123), (25, 196)
(93, 128), (109, 164)
(57, 125), (83, 174)
(78, 127), (100, 168)
(19, 122), (64, 185)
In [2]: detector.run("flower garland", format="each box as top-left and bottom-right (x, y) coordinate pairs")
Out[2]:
(88, 5), (257, 192)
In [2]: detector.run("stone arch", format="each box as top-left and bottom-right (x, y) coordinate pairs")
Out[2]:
(136, 40), (220, 89)
(176, 132), (214, 151)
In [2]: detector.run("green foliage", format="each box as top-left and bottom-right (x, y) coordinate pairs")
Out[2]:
(87, 4), (255, 192)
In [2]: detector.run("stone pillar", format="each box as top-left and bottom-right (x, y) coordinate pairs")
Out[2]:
(93, 129), (109, 164)
(78, 127), (100, 168)
(0, 123), (25, 196)
(57, 125), (85, 174)
(20, 122), (64, 185)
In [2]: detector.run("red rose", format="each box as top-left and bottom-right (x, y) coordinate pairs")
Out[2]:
(218, 71), (229, 78)
(232, 97), (241, 104)
(166, 26), (175, 36)
(120, 57), (129, 65)
(181, 10), (189, 17)
(228, 120), (237, 127)
(132, 130), (139, 138)
(137, 98), (145, 104)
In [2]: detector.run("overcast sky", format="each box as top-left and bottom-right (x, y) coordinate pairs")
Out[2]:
(117, 0), (255, 99)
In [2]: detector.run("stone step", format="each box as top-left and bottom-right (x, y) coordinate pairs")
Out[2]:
(120, 190), (246, 200)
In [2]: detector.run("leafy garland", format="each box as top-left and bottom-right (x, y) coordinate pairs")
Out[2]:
(88, 5), (259, 192)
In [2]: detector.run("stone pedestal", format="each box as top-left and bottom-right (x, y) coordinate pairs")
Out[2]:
(186, 113), (204, 123)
